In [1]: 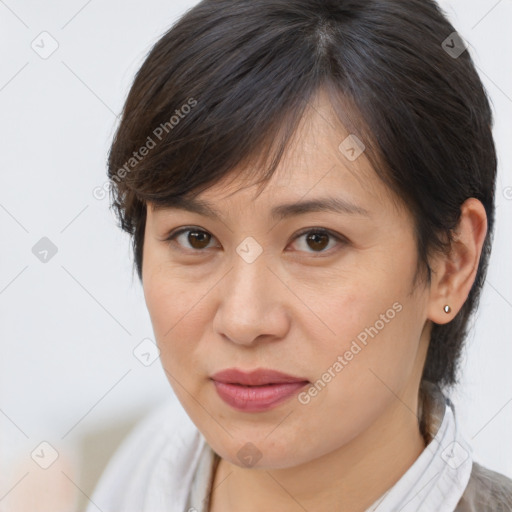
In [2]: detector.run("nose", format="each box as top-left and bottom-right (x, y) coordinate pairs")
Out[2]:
(213, 251), (290, 347)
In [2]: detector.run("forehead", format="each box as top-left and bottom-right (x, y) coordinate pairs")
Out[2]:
(150, 89), (399, 218)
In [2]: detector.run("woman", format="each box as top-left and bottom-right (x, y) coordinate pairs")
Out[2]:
(88, 0), (512, 510)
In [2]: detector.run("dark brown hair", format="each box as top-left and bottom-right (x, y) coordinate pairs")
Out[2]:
(107, 0), (497, 390)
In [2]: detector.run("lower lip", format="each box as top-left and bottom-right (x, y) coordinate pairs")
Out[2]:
(212, 380), (309, 412)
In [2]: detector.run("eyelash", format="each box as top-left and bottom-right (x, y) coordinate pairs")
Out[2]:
(163, 226), (347, 256)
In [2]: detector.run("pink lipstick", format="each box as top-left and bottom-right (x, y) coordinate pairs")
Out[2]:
(210, 368), (309, 412)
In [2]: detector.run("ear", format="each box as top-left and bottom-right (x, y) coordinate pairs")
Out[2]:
(427, 198), (488, 325)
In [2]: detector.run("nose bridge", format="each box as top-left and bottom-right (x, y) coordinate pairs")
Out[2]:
(214, 242), (285, 345)
(226, 243), (271, 314)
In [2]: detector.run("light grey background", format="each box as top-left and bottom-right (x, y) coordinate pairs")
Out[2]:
(1, 0), (511, 510)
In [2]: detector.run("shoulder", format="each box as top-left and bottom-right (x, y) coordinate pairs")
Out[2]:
(86, 394), (204, 512)
(456, 461), (512, 512)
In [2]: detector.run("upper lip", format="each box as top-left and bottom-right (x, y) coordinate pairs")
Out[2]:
(210, 368), (309, 386)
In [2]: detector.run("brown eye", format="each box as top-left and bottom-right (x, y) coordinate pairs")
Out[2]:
(305, 232), (329, 251)
(291, 228), (345, 254)
(165, 227), (216, 252)
(186, 230), (211, 249)
(165, 226), (346, 256)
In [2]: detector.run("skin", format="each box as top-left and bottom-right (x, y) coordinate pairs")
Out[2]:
(142, 89), (487, 512)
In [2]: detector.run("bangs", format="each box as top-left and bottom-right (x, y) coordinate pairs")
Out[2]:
(107, 1), (386, 209)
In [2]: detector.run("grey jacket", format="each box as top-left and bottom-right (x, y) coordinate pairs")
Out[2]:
(455, 461), (512, 511)
(415, 381), (512, 511)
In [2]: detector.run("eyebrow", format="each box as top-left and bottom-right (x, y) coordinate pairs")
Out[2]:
(152, 195), (370, 221)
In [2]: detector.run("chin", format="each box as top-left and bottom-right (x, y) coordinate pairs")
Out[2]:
(209, 435), (312, 470)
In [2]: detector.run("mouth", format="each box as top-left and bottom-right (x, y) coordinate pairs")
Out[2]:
(210, 368), (310, 412)
(210, 368), (309, 386)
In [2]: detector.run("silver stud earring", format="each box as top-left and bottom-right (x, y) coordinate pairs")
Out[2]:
(443, 305), (451, 314)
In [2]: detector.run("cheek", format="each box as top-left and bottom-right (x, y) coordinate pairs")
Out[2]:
(143, 242), (198, 336)
(307, 253), (423, 397)
(142, 266), (199, 365)
(291, 296), (422, 458)
(309, 296), (411, 392)
(143, 270), (208, 410)
(142, 261), (222, 388)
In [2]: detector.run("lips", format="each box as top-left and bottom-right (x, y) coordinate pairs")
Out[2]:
(210, 368), (309, 412)
(211, 368), (308, 386)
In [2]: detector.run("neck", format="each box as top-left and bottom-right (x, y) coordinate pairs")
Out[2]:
(209, 394), (427, 512)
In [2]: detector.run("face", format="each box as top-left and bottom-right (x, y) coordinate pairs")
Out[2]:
(142, 90), (432, 470)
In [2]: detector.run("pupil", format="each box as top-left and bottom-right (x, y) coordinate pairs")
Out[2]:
(190, 231), (209, 249)
(308, 232), (328, 251)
